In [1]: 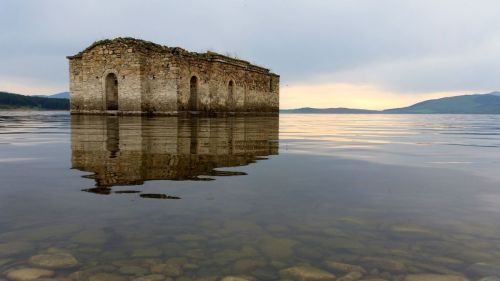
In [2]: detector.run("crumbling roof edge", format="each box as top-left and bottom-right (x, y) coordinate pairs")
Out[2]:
(66, 37), (279, 75)
(67, 37), (171, 59)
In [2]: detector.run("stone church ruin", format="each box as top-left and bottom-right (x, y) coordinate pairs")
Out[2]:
(67, 37), (279, 115)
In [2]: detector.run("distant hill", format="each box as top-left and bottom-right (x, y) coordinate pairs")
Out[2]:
(280, 107), (379, 114)
(283, 92), (500, 114)
(48, 92), (70, 99)
(383, 93), (500, 114)
(0, 92), (69, 110)
(34, 91), (70, 99)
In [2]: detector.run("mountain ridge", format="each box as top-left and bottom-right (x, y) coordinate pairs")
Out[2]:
(282, 92), (500, 114)
(34, 92), (70, 99)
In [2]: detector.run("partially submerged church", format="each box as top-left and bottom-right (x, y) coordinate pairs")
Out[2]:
(67, 37), (279, 115)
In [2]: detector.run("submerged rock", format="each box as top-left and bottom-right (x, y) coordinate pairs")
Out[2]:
(259, 237), (297, 260)
(322, 227), (348, 237)
(29, 252), (78, 269)
(43, 247), (71, 254)
(338, 217), (366, 225)
(0, 242), (32, 257)
(150, 260), (182, 277)
(390, 225), (438, 238)
(478, 277), (500, 281)
(253, 267), (279, 280)
(71, 229), (108, 245)
(360, 257), (407, 273)
(175, 234), (205, 241)
(337, 271), (363, 281)
(131, 274), (166, 281)
(84, 264), (117, 273)
(221, 220), (264, 235)
(13, 224), (81, 241)
(404, 274), (469, 281)
(0, 258), (12, 266)
(233, 259), (267, 272)
(411, 261), (461, 275)
(220, 276), (255, 281)
(329, 238), (364, 250)
(279, 265), (336, 281)
(118, 265), (149, 275)
(195, 276), (218, 281)
(466, 263), (500, 277)
(132, 248), (163, 258)
(88, 272), (128, 281)
(325, 261), (366, 273)
(295, 245), (324, 260)
(429, 257), (463, 266)
(460, 251), (496, 262)
(212, 249), (248, 265)
(68, 271), (90, 280)
(6, 268), (55, 281)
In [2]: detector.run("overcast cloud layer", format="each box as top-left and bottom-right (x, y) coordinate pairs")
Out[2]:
(1, 0), (500, 106)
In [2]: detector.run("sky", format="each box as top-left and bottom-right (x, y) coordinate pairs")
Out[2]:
(1, 0), (500, 109)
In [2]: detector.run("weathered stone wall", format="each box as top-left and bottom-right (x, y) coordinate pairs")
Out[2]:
(175, 52), (279, 113)
(68, 38), (279, 115)
(141, 52), (179, 113)
(68, 59), (83, 111)
(69, 42), (144, 113)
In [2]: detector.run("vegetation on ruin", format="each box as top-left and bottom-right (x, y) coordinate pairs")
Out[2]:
(68, 37), (272, 72)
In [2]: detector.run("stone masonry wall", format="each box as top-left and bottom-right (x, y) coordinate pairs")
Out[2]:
(141, 52), (178, 113)
(175, 52), (279, 113)
(68, 38), (279, 115)
(69, 43), (144, 114)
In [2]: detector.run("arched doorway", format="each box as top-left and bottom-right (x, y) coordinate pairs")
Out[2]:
(228, 80), (234, 110)
(105, 73), (118, 110)
(189, 76), (198, 111)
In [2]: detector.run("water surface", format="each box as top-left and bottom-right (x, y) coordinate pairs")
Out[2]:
(1, 112), (500, 280)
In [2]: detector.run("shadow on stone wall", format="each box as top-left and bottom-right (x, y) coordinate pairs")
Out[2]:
(70, 115), (279, 198)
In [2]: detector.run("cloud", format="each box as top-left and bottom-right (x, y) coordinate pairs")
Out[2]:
(314, 36), (500, 94)
(1, 0), (500, 104)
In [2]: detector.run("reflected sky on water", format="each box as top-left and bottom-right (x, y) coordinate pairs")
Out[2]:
(1, 112), (500, 280)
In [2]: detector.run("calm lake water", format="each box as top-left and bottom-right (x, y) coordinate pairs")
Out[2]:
(1, 112), (500, 281)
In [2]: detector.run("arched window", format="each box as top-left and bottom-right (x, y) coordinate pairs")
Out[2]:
(189, 76), (198, 111)
(228, 80), (234, 110)
(105, 73), (118, 110)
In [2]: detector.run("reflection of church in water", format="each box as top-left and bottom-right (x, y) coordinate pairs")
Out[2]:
(71, 116), (279, 197)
